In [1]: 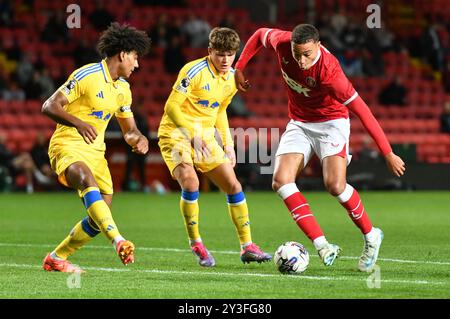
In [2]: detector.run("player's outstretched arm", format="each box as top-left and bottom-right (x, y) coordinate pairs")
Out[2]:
(234, 28), (273, 92)
(347, 95), (406, 177)
(42, 91), (97, 144)
(384, 152), (406, 177)
(117, 117), (149, 155)
(234, 69), (250, 92)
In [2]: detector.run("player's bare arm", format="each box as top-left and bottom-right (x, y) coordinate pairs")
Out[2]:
(234, 28), (276, 92)
(117, 117), (149, 155)
(385, 152), (406, 177)
(346, 95), (406, 177)
(234, 69), (250, 92)
(42, 91), (98, 144)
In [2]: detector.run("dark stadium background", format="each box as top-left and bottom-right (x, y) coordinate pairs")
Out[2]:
(1, 0), (449, 193)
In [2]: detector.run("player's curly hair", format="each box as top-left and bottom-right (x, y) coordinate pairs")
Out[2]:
(291, 24), (320, 44)
(97, 22), (151, 58)
(208, 27), (240, 52)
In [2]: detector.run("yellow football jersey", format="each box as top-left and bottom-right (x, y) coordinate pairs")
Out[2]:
(158, 56), (237, 138)
(49, 59), (134, 152)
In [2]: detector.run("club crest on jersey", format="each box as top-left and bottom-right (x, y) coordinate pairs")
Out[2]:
(116, 93), (124, 104)
(306, 76), (316, 88)
(223, 84), (231, 95)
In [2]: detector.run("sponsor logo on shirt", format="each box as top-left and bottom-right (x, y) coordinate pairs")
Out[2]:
(281, 70), (311, 97)
(88, 110), (111, 121)
(194, 100), (220, 108)
(195, 100), (209, 107)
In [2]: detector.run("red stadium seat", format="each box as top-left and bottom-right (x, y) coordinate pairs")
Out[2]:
(8, 101), (25, 114)
(0, 114), (17, 129)
(24, 100), (42, 114)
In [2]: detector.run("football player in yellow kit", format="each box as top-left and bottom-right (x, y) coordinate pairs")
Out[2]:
(158, 27), (271, 267)
(41, 23), (151, 272)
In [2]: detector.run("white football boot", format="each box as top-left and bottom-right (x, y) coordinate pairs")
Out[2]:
(318, 243), (342, 266)
(358, 227), (384, 272)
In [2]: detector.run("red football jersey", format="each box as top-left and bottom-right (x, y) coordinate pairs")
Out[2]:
(263, 29), (358, 122)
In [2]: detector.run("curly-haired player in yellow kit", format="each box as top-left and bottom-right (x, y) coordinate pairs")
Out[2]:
(41, 23), (151, 272)
(158, 27), (271, 267)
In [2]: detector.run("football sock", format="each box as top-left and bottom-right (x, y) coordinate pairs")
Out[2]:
(336, 184), (373, 235)
(312, 236), (328, 250)
(112, 235), (126, 248)
(277, 183), (324, 242)
(81, 187), (121, 242)
(364, 227), (377, 242)
(227, 192), (252, 247)
(180, 190), (201, 243)
(53, 217), (100, 260)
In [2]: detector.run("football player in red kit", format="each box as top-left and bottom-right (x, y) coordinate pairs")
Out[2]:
(235, 24), (405, 272)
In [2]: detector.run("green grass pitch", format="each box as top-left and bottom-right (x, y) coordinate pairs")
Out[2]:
(0, 191), (449, 299)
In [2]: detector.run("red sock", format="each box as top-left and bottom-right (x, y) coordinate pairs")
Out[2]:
(283, 192), (324, 241)
(339, 186), (373, 234)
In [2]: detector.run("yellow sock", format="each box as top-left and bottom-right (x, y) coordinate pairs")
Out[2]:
(54, 217), (100, 260)
(227, 192), (252, 246)
(81, 187), (120, 242)
(180, 190), (201, 243)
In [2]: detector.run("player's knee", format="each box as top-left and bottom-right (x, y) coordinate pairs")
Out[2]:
(325, 180), (346, 196)
(272, 177), (291, 192)
(66, 165), (96, 189)
(180, 175), (199, 191)
(224, 180), (242, 195)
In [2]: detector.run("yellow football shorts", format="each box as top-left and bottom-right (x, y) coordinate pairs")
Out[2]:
(48, 146), (113, 195)
(158, 133), (230, 177)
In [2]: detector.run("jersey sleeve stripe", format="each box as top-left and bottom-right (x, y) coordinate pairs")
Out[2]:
(75, 68), (102, 81)
(74, 66), (102, 81)
(343, 92), (359, 105)
(187, 61), (207, 78)
(187, 63), (208, 79)
(73, 64), (98, 77)
(262, 28), (273, 48)
(187, 59), (207, 73)
(74, 64), (101, 80)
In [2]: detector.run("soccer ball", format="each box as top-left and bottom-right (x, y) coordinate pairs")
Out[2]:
(274, 241), (309, 274)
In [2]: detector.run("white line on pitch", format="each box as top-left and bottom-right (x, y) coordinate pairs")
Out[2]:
(0, 242), (449, 266)
(0, 262), (445, 286)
